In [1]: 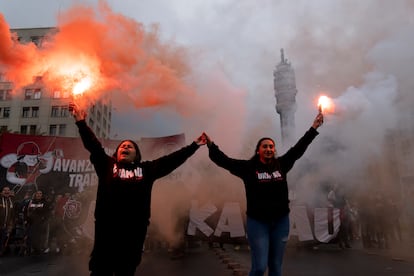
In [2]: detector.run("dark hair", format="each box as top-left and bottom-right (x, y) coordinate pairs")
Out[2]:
(250, 137), (276, 161)
(112, 140), (142, 163)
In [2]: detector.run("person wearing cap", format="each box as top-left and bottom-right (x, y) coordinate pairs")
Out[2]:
(203, 112), (324, 276)
(70, 103), (207, 276)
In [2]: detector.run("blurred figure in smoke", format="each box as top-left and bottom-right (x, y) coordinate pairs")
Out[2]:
(327, 184), (351, 249)
(373, 193), (389, 249)
(70, 103), (207, 276)
(204, 113), (324, 276)
(359, 194), (376, 248)
(348, 200), (361, 241)
(0, 186), (15, 256)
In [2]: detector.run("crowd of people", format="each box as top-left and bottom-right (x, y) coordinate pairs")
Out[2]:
(320, 184), (405, 251)
(0, 185), (92, 257)
(0, 183), (410, 257)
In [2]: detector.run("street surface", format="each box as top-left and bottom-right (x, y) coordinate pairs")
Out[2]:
(0, 239), (413, 276)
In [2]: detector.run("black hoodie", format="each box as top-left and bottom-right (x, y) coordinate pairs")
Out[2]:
(76, 120), (199, 233)
(208, 127), (318, 222)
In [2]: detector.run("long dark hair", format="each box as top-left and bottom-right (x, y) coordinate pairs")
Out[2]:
(112, 140), (142, 163)
(249, 137), (276, 161)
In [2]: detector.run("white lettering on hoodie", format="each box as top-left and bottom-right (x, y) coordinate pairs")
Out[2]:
(113, 164), (143, 180)
(256, 170), (283, 181)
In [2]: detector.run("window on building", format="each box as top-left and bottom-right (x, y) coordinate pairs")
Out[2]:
(32, 107), (39, 117)
(22, 107), (30, 118)
(22, 107), (39, 118)
(53, 89), (70, 99)
(29, 125), (37, 135)
(97, 110), (102, 122)
(5, 90), (11, 100)
(51, 106), (59, 117)
(0, 126), (7, 133)
(49, 125), (57, 136)
(34, 88), (41, 99)
(53, 90), (61, 99)
(89, 118), (94, 128)
(61, 106), (69, 117)
(24, 89), (33, 100)
(62, 91), (70, 98)
(0, 89), (12, 101)
(3, 107), (10, 118)
(20, 125), (28, 134)
(58, 124), (66, 136)
(24, 88), (41, 100)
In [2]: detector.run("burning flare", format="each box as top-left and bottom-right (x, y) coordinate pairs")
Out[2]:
(317, 95), (334, 114)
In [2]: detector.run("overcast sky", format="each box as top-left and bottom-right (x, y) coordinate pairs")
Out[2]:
(1, 0), (414, 181)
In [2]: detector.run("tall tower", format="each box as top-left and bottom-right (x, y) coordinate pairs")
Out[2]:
(274, 49), (297, 146)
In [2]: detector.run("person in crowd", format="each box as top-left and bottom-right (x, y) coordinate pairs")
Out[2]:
(387, 197), (402, 243)
(14, 191), (31, 256)
(46, 192), (71, 254)
(0, 186), (15, 256)
(70, 103), (207, 276)
(327, 184), (352, 249)
(43, 188), (57, 254)
(359, 194), (376, 248)
(54, 192), (71, 253)
(348, 200), (361, 241)
(374, 193), (389, 249)
(26, 190), (50, 255)
(203, 112), (324, 276)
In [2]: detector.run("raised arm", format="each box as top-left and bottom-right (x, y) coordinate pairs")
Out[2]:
(147, 133), (206, 179)
(312, 112), (324, 130)
(279, 112), (323, 172)
(203, 132), (246, 177)
(69, 102), (87, 122)
(70, 102), (106, 159)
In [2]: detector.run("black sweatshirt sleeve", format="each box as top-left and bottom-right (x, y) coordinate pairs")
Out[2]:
(279, 127), (319, 173)
(208, 143), (247, 178)
(146, 142), (200, 180)
(75, 120), (108, 164)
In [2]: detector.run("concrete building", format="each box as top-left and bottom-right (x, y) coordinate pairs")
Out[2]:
(0, 27), (111, 138)
(273, 48), (297, 146)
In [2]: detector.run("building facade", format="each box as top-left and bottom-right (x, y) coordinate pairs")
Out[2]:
(0, 27), (111, 138)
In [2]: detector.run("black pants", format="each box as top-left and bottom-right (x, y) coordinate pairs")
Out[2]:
(89, 225), (148, 276)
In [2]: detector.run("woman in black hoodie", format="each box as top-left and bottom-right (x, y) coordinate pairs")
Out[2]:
(203, 113), (323, 276)
(70, 103), (206, 276)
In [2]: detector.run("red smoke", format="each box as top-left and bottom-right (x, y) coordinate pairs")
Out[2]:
(0, 2), (194, 111)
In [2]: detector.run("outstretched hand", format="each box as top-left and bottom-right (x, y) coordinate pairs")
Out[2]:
(312, 112), (324, 129)
(69, 102), (87, 122)
(202, 132), (213, 147)
(195, 133), (207, 146)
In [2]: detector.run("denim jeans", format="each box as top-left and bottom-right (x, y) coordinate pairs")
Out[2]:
(246, 214), (290, 276)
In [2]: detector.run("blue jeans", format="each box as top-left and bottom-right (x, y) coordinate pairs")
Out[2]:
(246, 214), (290, 276)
